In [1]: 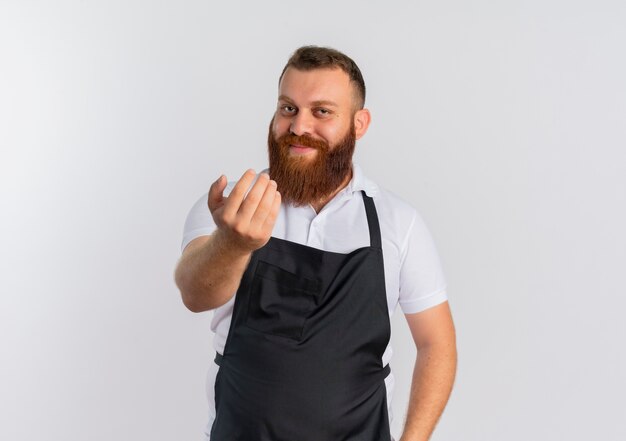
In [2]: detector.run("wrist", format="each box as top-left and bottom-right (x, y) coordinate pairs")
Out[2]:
(212, 228), (254, 259)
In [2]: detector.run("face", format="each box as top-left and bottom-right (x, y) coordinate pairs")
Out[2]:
(272, 67), (369, 152)
(268, 67), (371, 206)
(272, 67), (359, 154)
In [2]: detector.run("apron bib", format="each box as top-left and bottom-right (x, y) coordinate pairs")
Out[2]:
(210, 191), (392, 441)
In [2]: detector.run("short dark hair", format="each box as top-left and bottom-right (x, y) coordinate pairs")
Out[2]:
(279, 46), (366, 109)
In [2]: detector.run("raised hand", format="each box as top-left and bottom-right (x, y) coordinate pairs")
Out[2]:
(208, 169), (281, 254)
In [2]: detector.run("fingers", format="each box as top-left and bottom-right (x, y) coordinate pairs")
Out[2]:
(261, 190), (281, 233)
(238, 173), (273, 222)
(208, 174), (227, 213)
(248, 177), (278, 229)
(210, 169), (282, 252)
(222, 169), (257, 221)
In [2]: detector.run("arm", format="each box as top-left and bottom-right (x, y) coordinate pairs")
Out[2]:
(174, 170), (281, 312)
(174, 232), (252, 312)
(399, 301), (457, 441)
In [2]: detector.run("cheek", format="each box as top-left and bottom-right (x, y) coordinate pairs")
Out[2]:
(320, 121), (350, 144)
(272, 118), (289, 137)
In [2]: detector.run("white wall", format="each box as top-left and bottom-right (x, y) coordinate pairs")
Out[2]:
(1, 1), (625, 440)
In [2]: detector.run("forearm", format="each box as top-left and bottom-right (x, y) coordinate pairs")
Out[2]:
(400, 342), (457, 441)
(175, 229), (252, 312)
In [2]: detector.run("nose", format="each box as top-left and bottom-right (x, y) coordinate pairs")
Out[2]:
(289, 111), (314, 136)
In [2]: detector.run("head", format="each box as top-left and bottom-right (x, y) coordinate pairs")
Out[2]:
(268, 46), (371, 206)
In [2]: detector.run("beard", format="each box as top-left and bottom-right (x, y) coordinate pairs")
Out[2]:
(267, 120), (356, 207)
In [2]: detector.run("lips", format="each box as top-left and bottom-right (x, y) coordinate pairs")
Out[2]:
(289, 144), (316, 154)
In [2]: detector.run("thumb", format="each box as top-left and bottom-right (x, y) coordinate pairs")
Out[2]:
(208, 175), (227, 212)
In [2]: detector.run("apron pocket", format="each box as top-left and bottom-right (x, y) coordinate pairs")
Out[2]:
(245, 260), (321, 341)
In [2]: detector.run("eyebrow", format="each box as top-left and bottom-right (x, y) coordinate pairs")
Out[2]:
(278, 95), (339, 107)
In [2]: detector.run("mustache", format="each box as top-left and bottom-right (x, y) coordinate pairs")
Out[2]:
(275, 133), (329, 151)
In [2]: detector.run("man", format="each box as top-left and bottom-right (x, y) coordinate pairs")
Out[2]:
(175, 46), (456, 441)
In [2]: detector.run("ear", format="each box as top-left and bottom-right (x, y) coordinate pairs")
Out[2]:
(353, 108), (371, 140)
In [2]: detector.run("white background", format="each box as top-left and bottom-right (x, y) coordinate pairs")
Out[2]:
(1, 1), (625, 440)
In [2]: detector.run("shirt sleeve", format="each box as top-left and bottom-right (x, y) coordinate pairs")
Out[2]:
(181, 192), (216, 253)
(397, 210), (448, 314)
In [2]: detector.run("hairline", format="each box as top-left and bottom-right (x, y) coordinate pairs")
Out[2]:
(278, 66), (365, 111)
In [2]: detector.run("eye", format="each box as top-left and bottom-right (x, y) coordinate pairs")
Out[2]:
(280, 105), (297, 115)
(315, 108), (331, 116)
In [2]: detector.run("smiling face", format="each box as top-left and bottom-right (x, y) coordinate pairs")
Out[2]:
(272, 67), (366, 154)
(268, 67), (371, 206)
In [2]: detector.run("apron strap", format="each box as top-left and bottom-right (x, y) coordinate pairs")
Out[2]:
(382, 363), (391, 378)
(216, 351), (390, 377)
(361, 191), (382, 249)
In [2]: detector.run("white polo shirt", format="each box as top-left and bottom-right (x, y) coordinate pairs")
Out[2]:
(181, 163), (448, 439)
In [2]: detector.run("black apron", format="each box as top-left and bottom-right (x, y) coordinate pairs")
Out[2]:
(210, 191), (392, 441)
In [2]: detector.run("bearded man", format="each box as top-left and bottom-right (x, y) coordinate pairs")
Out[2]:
(175, 46), (457, 441)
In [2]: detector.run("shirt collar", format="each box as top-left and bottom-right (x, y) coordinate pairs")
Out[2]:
(344, 163), (379, 197)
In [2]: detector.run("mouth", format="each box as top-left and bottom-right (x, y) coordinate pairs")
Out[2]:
(289, 144), (317, 155)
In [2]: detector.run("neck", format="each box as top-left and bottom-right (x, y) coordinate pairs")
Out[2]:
(310, 167), (353, 214)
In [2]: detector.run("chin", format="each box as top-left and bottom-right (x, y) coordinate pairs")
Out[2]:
(288, 149), (318, 160)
